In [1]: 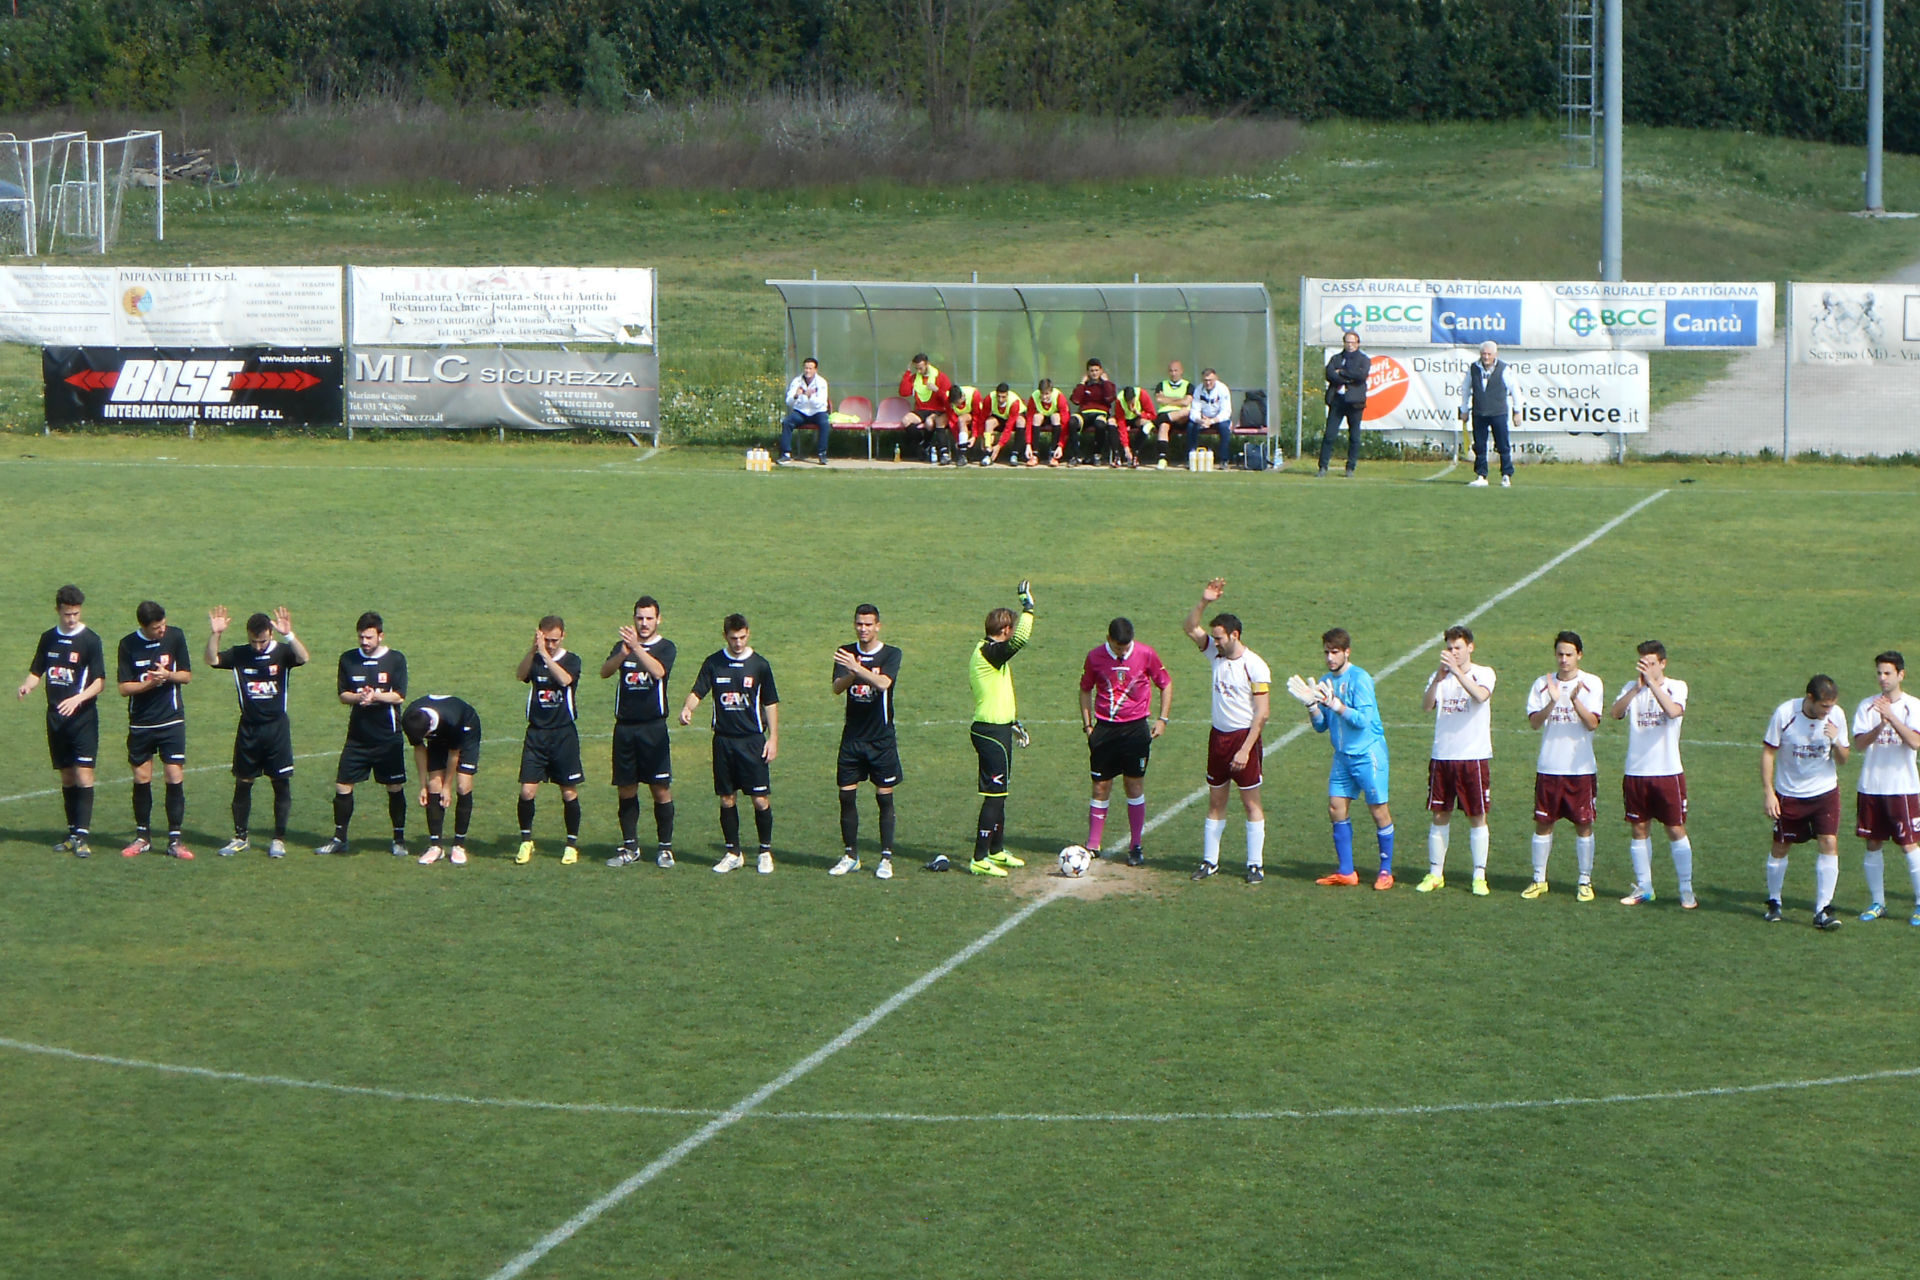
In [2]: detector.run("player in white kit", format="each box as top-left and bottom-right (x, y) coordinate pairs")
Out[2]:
(1183, 579), (1272, 884)
(1416, 626), (1495, 895)
(1610, 640), (1696, 908)
(1850, 651), (1920, 924)
(1522, 630), (1605, 900)
(1762, 673), (1849, 930)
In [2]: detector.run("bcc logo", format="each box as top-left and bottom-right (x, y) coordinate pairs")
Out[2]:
(1332, 302), (1424, 330)
(1567, 306), (1659, 337)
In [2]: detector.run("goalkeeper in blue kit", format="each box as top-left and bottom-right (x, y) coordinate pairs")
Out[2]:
(1293, 627), (1397, 889)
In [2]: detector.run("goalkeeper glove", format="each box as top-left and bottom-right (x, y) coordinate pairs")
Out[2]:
(1016, 580), (1036, 612)
(1286, 674), (1320, 707)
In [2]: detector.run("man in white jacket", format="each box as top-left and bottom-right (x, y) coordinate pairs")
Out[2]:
(779, 358), (832, 466)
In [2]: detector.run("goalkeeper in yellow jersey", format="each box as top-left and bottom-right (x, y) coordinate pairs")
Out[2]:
(930, 580), (1035, 875)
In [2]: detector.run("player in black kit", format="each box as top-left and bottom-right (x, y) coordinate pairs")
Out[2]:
(317, 612), (409, 857)
(515, 615), (586, 864)
(17, 585), (107, 857)
(830, 604), (903, 880)
(116, 600), (195, 859)
(680, 613), (780, 874)
(206, 606), (310, 858)
(603, 596), (677, 868)
(401, 694), (482, 865)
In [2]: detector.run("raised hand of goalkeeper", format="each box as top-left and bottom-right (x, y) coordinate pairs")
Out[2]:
(1016, 579), (1036, 612)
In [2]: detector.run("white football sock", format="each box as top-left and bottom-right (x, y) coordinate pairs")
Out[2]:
(1202, 817), (1225, 866)
(1246, 819), (1265, 869)
(1575, 834), (1595, 882)
(1427, 823), (1450, 875)
(1766, 854), (1788, 901)
(1530, 832), (1552, 881)
(1629, 838), (1653, 892)
(1863, 848), (1886, 905)
(1469, 825), (1490, 875)
(1906, 847), (1920, 902)
(1669, 837), (1694, 895)
(1815, 852), (1838, 912)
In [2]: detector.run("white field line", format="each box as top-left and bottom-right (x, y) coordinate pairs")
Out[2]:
(4, 1032), (1912, 1130)
(1419, 460), (1460, 482)
(483, 891), (1060, 1280)
(0, 1037), (711, 1117)
(1113, 489), (1670, 850)
(485, 488), (1673, 1272)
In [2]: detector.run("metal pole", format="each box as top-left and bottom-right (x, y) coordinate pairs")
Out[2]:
(1867, 0), (1885, 212)
(153, 131), (165, 241)
(1600, 0), (1623, 280)
(1782, 281), (1793, 459)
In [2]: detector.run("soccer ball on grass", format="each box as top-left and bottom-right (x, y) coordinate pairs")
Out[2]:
(1058, 845), (1092, 877)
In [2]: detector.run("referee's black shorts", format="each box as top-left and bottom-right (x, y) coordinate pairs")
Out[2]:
(971, 721), (1014, 797)
(1088, 717), (1152, 781)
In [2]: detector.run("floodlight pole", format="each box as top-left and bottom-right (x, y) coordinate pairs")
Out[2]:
(1600, 0), (1622, 281)
(1866, 0), (1885, 212)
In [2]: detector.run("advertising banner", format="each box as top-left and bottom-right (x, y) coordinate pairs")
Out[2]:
(1302, 278), (1774, 350)
(0, 268), (115, 345)
(1327, 348), (1649, 434)
(347, 267), (655, 346)
(0, 267), (342, 346)
(346, 347), (659, 431)
(1790, 282), (1920, 365)
(44, 347), (344, 425)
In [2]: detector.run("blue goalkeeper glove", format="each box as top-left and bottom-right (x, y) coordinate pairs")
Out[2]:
(1016, 579), (1035, 612)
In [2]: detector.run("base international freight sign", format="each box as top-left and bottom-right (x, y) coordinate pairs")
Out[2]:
(1325, 349), (1649, 434)
(44, 347), (343, 425)
(346, 348), (659, 431)
(1302, 278), (1774, 350)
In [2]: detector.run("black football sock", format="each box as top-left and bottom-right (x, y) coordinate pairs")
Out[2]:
(61, 784), (78, 832)
(333, 790), (354, 839)
(453, 791), (473, 842)
(164, 781), (185, 839)
(132, 781), (153, 836)
(388, 788), (407, 840)
(975, 798), (997, 860)
(618, 794), (640, 845)
(839, 788), (859, 853)
(877, 791), (896, 853)
(231, 779), (253, 838)
(74, 785), (93, 838)
(517, 796), (535, 839)
(719, 802), (741, 849)
(563, 796), (581, 843)
(426, 795), (445, 840)
(270, 777), (292, 840)
(753, 803), (773, 851)
(653, 799), (675, 848)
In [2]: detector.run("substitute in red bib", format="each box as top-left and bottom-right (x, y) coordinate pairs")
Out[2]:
(1417, 626), (1495, 896)
(1762, 674), (1850, 929)
(1851, 651), (1920, 924)
(1522, 630), (1604, 900)
(1080, 617), (1172, 867)
(1610, 639), (1694, 908)
(1183, 579), (1270, 884)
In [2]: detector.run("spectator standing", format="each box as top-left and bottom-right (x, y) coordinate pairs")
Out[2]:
(1319, 330), (1368, 477)
(1459, 340), (1518, 488)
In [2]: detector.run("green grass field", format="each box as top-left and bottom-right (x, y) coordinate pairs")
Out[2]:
(3, 439), (1919, 1278)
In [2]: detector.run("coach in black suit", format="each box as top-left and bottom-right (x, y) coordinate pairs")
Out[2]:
(1319, 329), (1369, 476)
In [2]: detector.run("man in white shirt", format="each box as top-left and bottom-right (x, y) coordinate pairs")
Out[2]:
(1852, 651), (1920, 924)
(1521, 630), (1605, 900)
(778, 357), (832, 465)
(1185, 369), (1233, 470)
(1417, 626), (1495, 895)
(1762, 673), (1850, 929)
(1609, 639), (1695, 908)
(1182, 578), (1271, 884)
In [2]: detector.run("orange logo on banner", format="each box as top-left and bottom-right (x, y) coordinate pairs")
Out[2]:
(1362, 356), (1410, 421)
